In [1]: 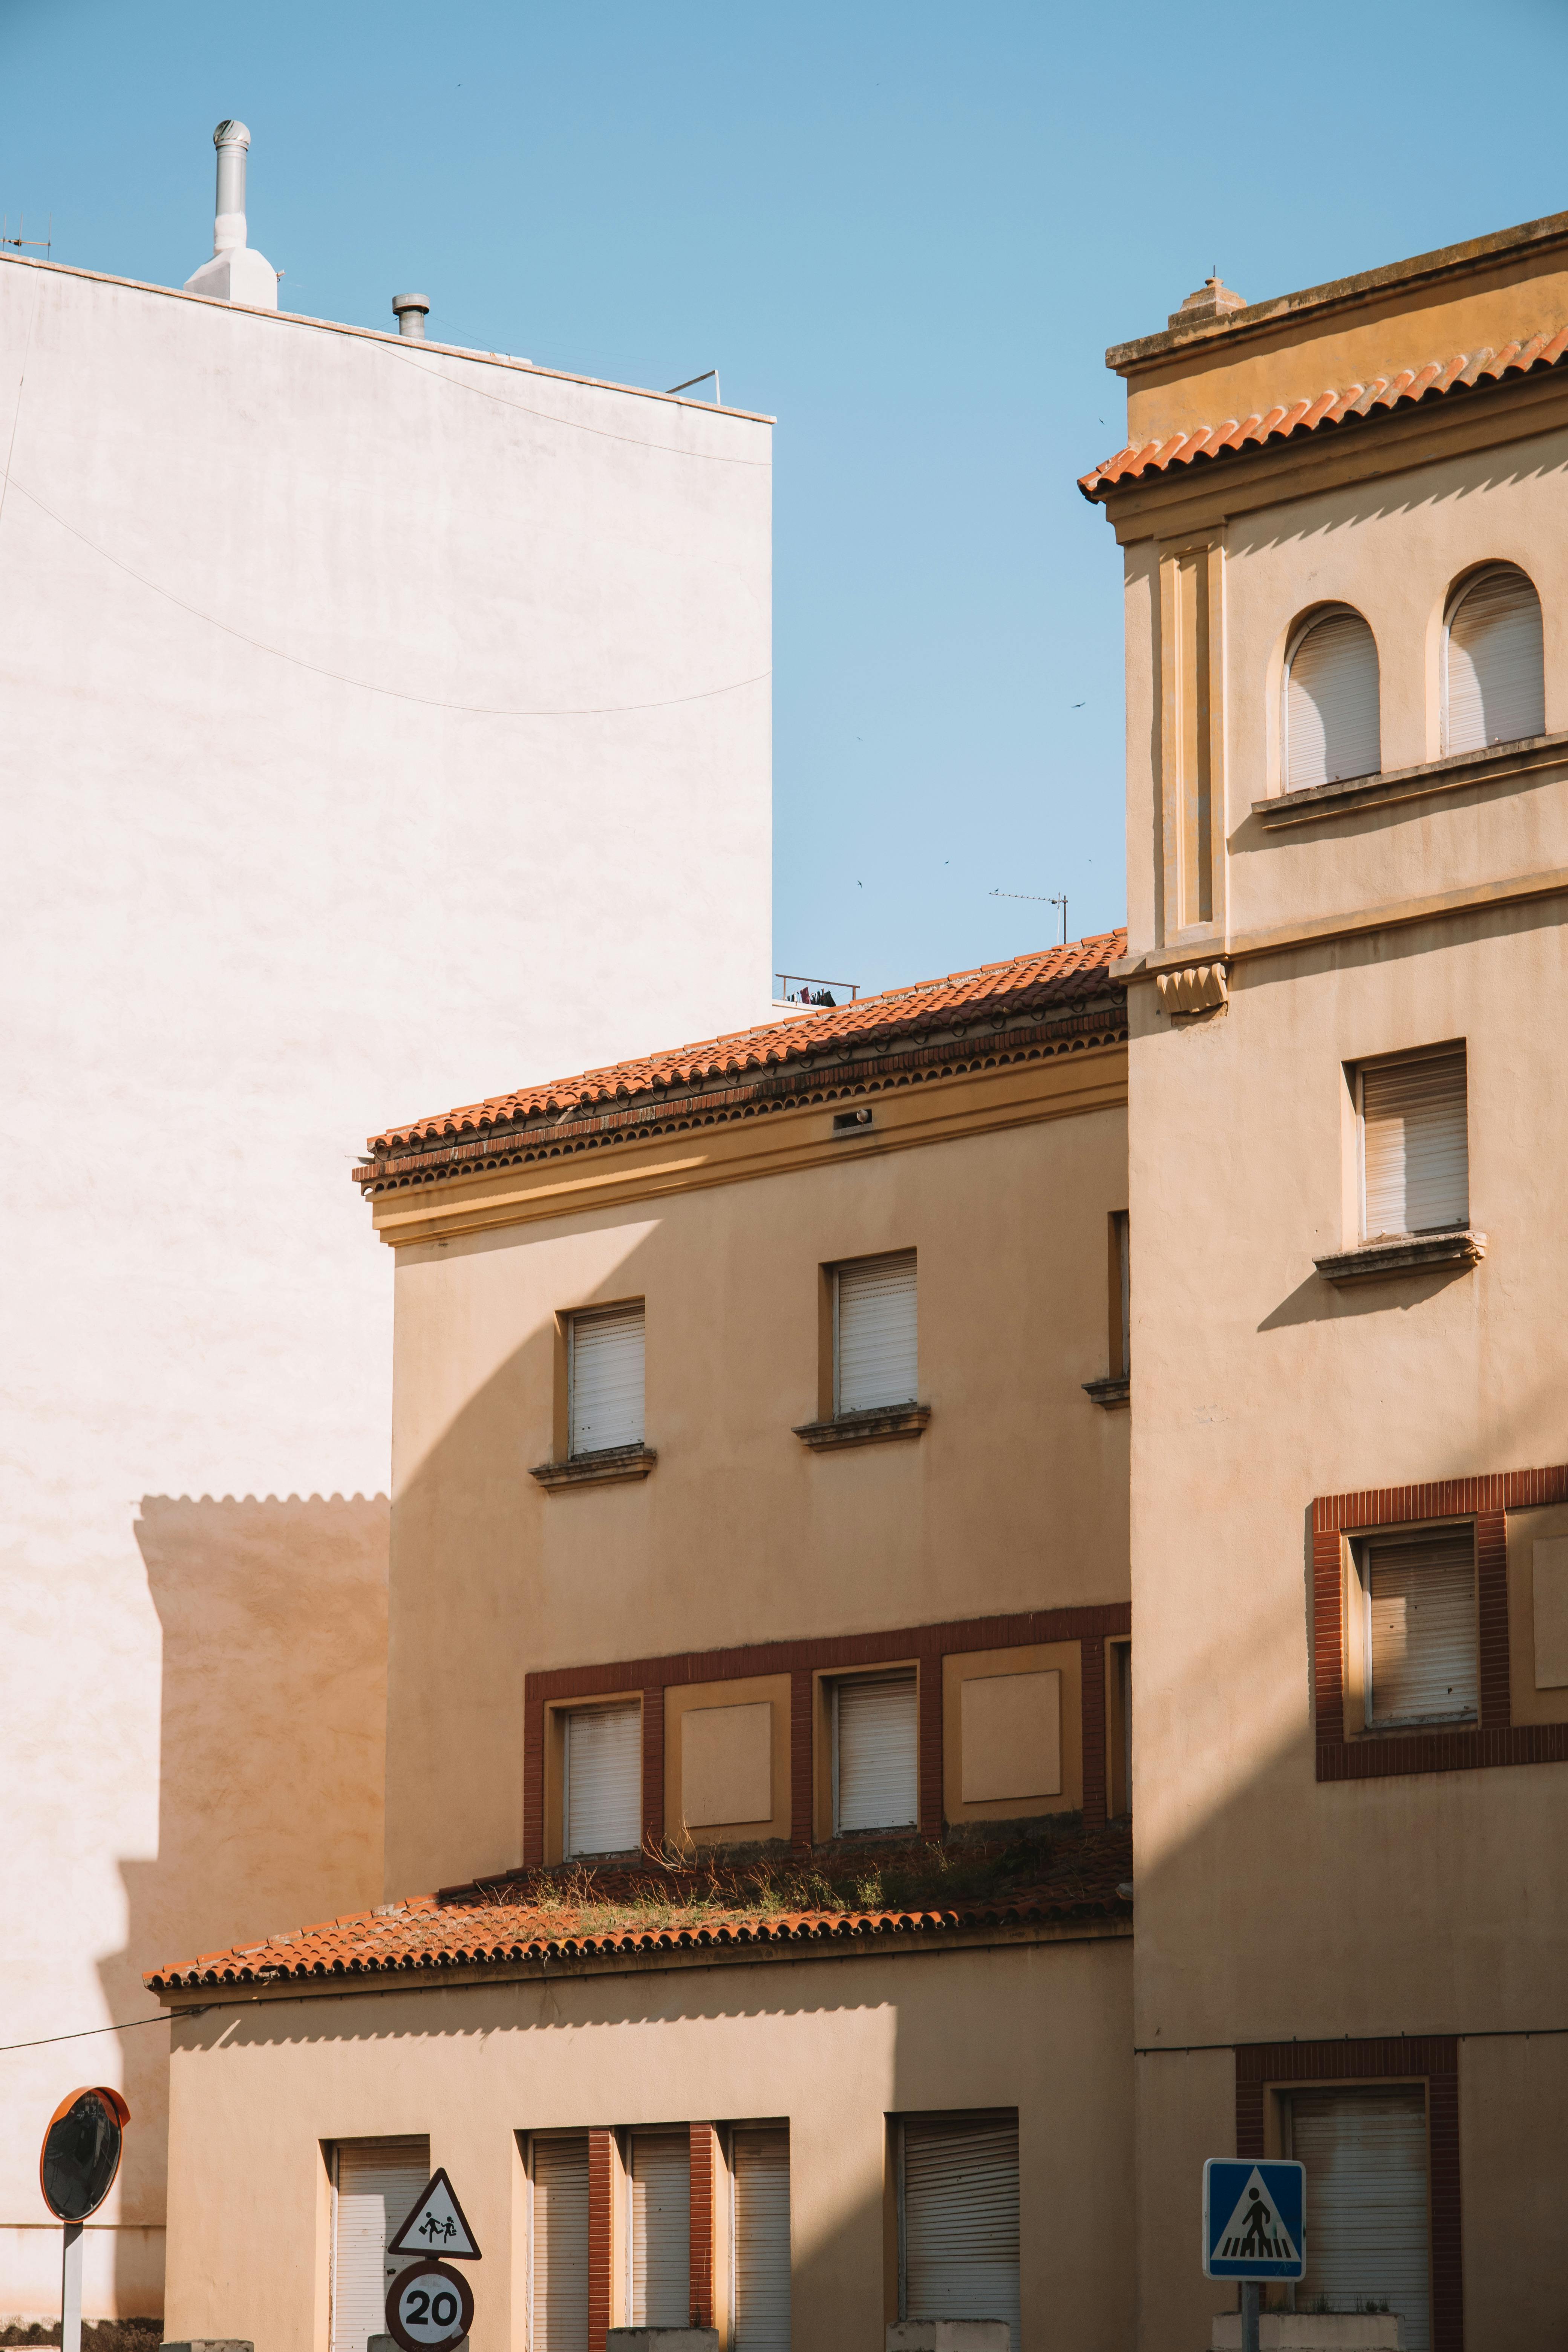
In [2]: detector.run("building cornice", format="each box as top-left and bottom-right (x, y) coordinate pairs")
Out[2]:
(364, 1008), (1129, 1249)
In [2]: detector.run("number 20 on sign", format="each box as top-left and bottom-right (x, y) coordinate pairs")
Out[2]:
(385, 2259), (475, 2352)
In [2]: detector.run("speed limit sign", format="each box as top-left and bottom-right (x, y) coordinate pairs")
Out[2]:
(384, 2259), (474, 2352)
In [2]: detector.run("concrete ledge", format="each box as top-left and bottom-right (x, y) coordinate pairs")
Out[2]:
(161, 2341), (255, 2351)
(605, 2332), (719, 2349)
(529, 1443), (657, 1490)
(1254, 727), (1568, 830)
(793, 1405), (931, 1450)
(887, 2325), (1011, 2350)
(1313, 1228), (1485, 1285)
(1211, 2317), (1403, 2348)
(1082, 1373), (1130, 1410)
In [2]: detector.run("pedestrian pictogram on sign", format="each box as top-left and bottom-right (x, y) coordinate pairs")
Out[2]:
(1202, 2159), (1305, 2281)
(387, 2169), (482, 2263)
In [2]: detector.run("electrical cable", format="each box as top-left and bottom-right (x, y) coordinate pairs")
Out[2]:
(0, 2014), (175, 2056)
(375, 338), (765, 464)
(2, 478), (772, 719)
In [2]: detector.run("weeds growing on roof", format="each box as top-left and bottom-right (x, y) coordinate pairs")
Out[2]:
(465, 1819), (1123, 1936)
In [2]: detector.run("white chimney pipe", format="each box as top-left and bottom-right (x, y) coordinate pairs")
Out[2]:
(392, 293), (430, 339)
(212, 120), (250, 255)
(184, 118), (277, 311)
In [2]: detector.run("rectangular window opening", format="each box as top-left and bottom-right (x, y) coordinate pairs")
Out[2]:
(1284, 2087), (1430, 2352)
(568, 1302), (646, 1456)
(1361, 1526), (1478, 1729)
(329, 2135), (430, 2352)
(833, 1250), (917, 1416)
(528, 2134), (590, 2352)
(1112, 1211), (1131, 1376)
(564, 1701), (642, 1857)
(1357, 1046), (1468, 1242)
(730, 2125), (790, 2352)
(832, 1671), (918, 1834)
(896, 2113), (1020, 2352)
(628, 2131), (690, 2329)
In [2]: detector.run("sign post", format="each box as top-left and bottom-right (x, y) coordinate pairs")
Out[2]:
(38, 2087), (132, 2352)
(1202, 2158), (1305, 2352)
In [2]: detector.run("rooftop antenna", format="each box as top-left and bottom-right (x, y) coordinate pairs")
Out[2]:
(1, 214), (52, 259)
(989, 888), (1070, 945)
(667, 368), (720, 404)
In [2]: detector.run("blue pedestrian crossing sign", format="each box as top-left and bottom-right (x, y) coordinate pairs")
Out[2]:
(1203, 2159), (1305, 2280)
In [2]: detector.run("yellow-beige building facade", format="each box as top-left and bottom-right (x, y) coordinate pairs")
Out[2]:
(149, 201), (1568, 2352)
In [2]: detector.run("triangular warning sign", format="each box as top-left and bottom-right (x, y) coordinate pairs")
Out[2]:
(1212, 2167), (1299, 2266)
(387, 2168), (483, 2262)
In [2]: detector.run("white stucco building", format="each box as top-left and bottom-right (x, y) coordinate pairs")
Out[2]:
(0, 129), (772, 2321)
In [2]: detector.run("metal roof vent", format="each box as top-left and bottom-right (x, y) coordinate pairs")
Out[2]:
(184, 121), (278, 311)
(392, 293), (430, 339)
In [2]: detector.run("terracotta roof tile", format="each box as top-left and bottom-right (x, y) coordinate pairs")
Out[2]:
(1078, 331), (1568, 499)
(145, 1833), (1134, 1992)
(361, 932), (1128, 1159)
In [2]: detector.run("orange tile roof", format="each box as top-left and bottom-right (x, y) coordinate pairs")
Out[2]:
(145, 1833), (1133, 1993)
(1078, 330), (1568, 499)
(360, 932), (1127, 1162)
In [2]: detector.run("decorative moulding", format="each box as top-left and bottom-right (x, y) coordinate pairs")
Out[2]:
(1082, 1374), (1130, 1410)
(792, 1405), (931, 1451)
(1254, 727), (1568, 831)
(529, 1443), (657, 1491)
(1313, 1228), (1486, 1285)
(1156, 960), (1228, 1017)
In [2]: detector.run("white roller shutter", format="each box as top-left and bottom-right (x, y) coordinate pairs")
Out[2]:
(331, 2135), (430, 2352)
(532, 2136), (590, 2352)
(570, 1303), (645, 1454)
(900, 2117), (1021, 2352)
(835, 1672), (918, 1833)
(836, 1251), (918, 1413)
(629, 2133), (690, 2328)
(1285, 610), (1381, 789)
(1445, 565), (1544, 753)
(565, 1703), (642, 1856)
(1365, 1527), (1477, 1726)
(732, 2128), (790, 2352)
(1360, 1048), (1468, 1238)
(1288, 2088), (1431, 2352)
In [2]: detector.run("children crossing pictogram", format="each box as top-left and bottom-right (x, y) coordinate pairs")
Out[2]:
(1202, 2159), (1306, 2281)
(386, 2168), (482, 2263)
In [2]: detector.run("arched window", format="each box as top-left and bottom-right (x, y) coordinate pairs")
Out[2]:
(1283, 607), (1381, 791)
(1443, 563), (1544, 755)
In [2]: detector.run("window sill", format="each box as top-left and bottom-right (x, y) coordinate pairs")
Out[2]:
(792, 1405), (931, 1450)
(1082, 1374), (1130, 1410)
(1313, 1228), (1486, 1285)
(529, 1443), (657, 1491)
(1254, 727), (1568, 830)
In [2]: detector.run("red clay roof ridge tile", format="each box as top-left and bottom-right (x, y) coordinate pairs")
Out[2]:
(1079, 331), (1568, 499)
(359, 932), (1129, 1162)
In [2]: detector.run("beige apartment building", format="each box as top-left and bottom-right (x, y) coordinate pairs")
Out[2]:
(149, 942), (1135, 2352)
(1081, 211), (1568, 2350)
(147, 200), (1568, 2352)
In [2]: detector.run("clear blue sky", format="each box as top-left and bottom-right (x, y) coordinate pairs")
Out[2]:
(6, 0), (1568, 995)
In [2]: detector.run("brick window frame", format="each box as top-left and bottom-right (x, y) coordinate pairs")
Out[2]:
(1313, 1463), (1568, 1781)
(1236, 2037), (1461, 2352)
(524, 1603), (1130, 1867)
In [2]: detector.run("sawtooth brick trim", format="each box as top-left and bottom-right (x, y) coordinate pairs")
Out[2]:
(689, 2123), (717, 2328)
(1236, 2037), (1462, 2352)
(588, 2127), (615, 2352)
(524, 1605), (1131, 1867)
(1313, 1463), (1568, 1782)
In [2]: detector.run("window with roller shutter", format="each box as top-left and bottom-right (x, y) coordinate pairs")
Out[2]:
(1357, 1046), (1468, 1240)
(330, 2135), (430, 2352)
(835, 1251), (917, 1415)
(1283, 607), (1381, 790)
(897, 2113), (1021, 2352)
(529, 2135), (590, 2352)
(1443, 563), (1544, 754)
(564, 1701), (642, 1857)
(833, 1671), (919, 1833)
(731, 2126), (790, 2352)
(1286, 2087), (1431, 2352)
(568, 1302), (645, 1455)
(1361, 1526), (1478, 1728)
(628, 2132), (690, 2328)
